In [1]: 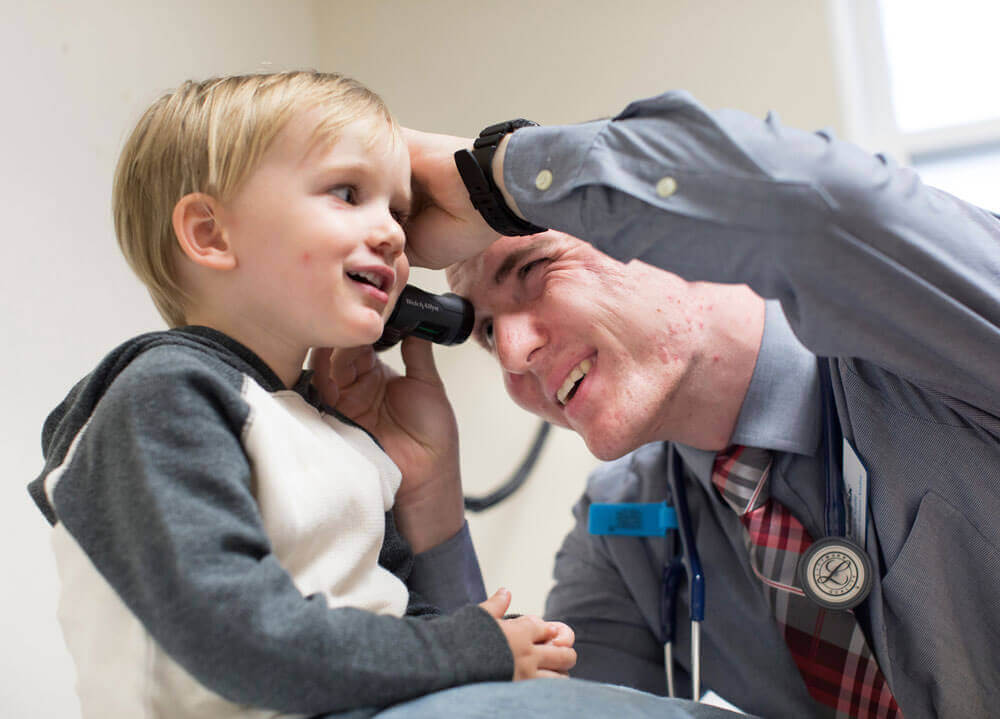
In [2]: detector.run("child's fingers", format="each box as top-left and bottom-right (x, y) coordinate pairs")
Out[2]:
(478, 588), (512, 620)
(545, 621), (575, 647)
(518, 615), (554, 643)
(535, 669), (571, 679)
(536, 643), (577, 673)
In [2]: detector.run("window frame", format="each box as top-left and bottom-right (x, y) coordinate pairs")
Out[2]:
(827, 0), (1000, 168)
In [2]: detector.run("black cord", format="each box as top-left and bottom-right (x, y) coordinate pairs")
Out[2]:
(463, 421), (551, 512)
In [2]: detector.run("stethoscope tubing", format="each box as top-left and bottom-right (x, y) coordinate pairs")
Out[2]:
(662, 356), (854, 700)
(665, 448), (704, 699)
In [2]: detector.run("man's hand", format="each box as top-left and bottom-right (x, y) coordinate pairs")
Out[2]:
(403, 128), (500, 269)
(480, 589), (577, 680)
(310, 338), (463, 553)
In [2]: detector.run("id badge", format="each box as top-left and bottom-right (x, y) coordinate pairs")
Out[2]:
(841, 438), (869, 548)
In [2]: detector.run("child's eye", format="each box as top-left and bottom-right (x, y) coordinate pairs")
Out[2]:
(328, 186), (357, 204)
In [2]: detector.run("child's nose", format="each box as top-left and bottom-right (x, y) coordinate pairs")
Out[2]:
(368, 212), (405, 263)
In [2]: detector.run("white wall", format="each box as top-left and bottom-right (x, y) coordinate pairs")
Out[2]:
(1, 2), (322, 716)
(316, 0), (845, 621)
(2, 1), (845, 716)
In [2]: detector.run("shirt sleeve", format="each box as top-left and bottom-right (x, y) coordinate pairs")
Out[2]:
(51, 347), (512, 715)
(503, 90), (1000, 415)
(409, 522), (489, 612)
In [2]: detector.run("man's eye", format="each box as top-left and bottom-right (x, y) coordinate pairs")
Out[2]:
(328, 186), (357, 203)
(517, 258), (548, 280)
(480, 320), (495, 349)
(391, 208), (410, 226)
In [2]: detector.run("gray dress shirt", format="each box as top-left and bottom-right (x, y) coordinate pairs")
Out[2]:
(492, 91), (1000, 718)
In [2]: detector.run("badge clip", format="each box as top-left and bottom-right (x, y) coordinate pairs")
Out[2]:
(588, 502), (678, 536)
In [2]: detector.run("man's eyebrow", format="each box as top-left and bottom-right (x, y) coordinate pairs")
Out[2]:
(493, 239), (554, 286)
(396, 185), (413, 214)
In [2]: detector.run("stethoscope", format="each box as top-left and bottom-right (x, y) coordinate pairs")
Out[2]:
(588, 357), (873, 700)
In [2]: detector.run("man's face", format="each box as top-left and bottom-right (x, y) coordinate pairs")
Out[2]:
(220, 109), (411, 354)
(448, 232), (704, 460)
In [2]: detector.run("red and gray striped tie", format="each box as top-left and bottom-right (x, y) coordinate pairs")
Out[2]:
(711, 445), (901, 718)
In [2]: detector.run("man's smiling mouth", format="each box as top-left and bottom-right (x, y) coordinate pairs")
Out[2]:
(556, 358), (592, 405)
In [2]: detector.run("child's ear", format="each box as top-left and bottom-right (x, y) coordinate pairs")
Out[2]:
(172, 193), (236, 270)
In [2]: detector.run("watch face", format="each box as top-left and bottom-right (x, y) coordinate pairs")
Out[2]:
(797, 537), (873, 610)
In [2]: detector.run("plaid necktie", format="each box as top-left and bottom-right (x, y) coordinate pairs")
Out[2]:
(711, 445), (901, 718)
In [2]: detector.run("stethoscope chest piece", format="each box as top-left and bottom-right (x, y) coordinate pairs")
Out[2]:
(797, 536), (873, 611)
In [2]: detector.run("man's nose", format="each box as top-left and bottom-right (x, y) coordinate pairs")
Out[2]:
(494, 312), (546, 374)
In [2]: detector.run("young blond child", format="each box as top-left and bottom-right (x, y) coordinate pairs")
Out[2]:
(28, 71), (575, 718)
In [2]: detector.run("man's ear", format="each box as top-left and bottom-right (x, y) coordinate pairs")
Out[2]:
(172, 193), (237, 270)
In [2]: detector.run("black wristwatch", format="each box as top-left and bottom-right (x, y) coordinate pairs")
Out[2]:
(454, 119), (548, 236)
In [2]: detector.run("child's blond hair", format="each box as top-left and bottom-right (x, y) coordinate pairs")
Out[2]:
(113, 71), (399, 327)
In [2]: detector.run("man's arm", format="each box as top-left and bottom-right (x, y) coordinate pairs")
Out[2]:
(498, 91), (1000, 414)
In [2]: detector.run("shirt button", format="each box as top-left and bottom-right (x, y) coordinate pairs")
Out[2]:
(535, 169), (554, 191)
(656, 176), (678, 198)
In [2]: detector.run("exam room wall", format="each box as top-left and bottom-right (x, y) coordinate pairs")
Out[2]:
(1, 3), (323, 717)
(2, 2), (845, 717)
(315, 0), (844, 624)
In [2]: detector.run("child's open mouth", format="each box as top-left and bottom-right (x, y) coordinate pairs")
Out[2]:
(347, 270), (390, 292)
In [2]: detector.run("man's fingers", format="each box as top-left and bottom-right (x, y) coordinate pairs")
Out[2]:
(333, 365), (384, 420)
(399, 336), (441, 385)
(330, 346), (376, 388)
(309, 348), (339, 405)
(308, 347), (333, 373)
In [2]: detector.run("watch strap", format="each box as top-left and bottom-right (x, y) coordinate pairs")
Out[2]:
(454, 119), (547, 236)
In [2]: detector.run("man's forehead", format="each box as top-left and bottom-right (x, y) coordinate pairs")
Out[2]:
(448, 234), (557, 296)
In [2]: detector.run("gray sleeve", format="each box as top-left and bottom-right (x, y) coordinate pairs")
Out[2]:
(545, 493), (669, 696)
(52, 348), (512, 714)
(504, 91), (1000, 415)
(409, 522), (489, 612)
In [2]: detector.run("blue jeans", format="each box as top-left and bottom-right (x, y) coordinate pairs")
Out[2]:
(327, 679), (750, 718)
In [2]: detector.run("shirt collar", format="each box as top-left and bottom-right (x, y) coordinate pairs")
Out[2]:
(729, 300), (821, 456)
(676, 301), (820, 491)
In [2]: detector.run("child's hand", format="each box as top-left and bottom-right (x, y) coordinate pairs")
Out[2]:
(310, 338), (463, 553)
(546, 620), (575, 648)
(480, 589), (577, 680)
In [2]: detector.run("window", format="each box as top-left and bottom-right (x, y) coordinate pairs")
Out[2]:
(830, 0), (1000, 211)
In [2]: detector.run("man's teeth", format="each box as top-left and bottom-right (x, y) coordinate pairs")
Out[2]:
(348, 271), (384, 290)
(557, 358), (592, 405)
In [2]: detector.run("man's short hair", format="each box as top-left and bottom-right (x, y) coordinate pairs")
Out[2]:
(113, 71), (398, 327)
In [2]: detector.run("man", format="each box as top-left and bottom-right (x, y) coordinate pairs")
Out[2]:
(388, 91), (1000, 718)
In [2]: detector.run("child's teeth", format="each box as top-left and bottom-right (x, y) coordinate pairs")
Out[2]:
(351, 271), (382, 289)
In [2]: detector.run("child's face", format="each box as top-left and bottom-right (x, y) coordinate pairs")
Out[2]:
(220, 109), (411, 354)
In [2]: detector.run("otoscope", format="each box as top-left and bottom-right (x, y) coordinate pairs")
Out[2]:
(374, 284), (475, 350)
(373, 284), (549, 513)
